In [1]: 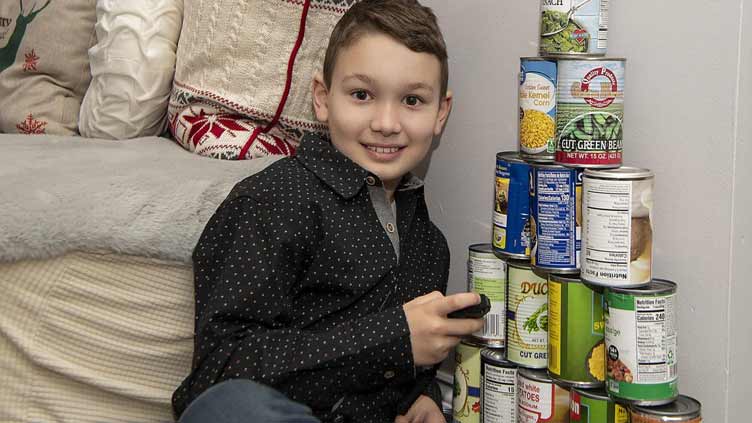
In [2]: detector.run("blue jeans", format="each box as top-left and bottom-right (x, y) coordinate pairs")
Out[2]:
(179, 379), (322, 423)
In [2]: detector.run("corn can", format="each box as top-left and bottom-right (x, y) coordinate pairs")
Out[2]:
(453, 339), (483, 423)
(518, 368), (570, 423)
(570, 388), (629, 422)
(480, 348), (518, 423)
(548, 274), (605, 388)
(520, 58), (557, 162)
(506, 260), (548, 369)
(493, 152), (532, 259)
(555, 58), (625, 168)
(629, 395), (702, 423)
(468, 244), (506, 347)
(540, 0), (609, 56)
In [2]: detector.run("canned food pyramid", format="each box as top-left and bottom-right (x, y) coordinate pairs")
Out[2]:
(570, 388), (629, 423)
(605, 280), (678, 405)
(555, 59), (625, 168)
(468, 244), (507, 346)
(548, 274), (605, 387)
(454, 340), (482, 423)
(481, 348), (518, 423)
(519, 58), (557, 161)
(493, 153), (532, 259)
(540, 0), (609, 56)
(506, 261), (548, 368)
(518, 368), (570, 423)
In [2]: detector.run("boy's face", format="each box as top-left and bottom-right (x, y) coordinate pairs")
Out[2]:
(313, 32), (452, 191)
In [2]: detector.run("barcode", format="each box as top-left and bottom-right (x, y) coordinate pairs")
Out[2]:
(597, 29), (608, 49)
(482, 314), (501, 337)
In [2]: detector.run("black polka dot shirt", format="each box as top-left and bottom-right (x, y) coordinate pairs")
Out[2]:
(172, 134), (450, 422)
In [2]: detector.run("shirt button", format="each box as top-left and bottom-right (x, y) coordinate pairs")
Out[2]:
(333, 415), (346, 423)
(366, 176), (376, 185)
(386, 223), (395, 233)
(384, 370), (396, 379)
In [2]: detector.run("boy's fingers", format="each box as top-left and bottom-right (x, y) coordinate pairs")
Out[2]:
(413, 290), (443, 306)
(433, 292), (480, 316)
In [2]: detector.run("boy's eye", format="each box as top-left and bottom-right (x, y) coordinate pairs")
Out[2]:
(404, 95), (423, 106)
(351, 90), (370, 101)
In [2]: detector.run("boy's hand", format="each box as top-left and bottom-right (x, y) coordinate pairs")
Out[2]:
(395, 394), (446, 423)
(402, 291), (484, 366)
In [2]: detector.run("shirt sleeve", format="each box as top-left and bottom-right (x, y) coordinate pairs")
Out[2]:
(180, 195), (415, 409)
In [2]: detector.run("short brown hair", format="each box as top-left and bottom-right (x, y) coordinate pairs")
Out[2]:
(323, 0), (449, 97)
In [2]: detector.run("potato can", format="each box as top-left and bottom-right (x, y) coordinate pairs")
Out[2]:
(481, 348), (518, 423)
(582, 167), (654, 288)
(629, 395), (702, 423)
(548, 274), (605, 388)
(519, 58), (557, 162)
(530, 164), (582, 274)
(540, 0), (609, 56)
(468, 244), (506, 346)
(453, 339), (483, 423)
(506, 260), (548, 369)
(493, 152), (532, 259)
(555, 58), (625, 168)
(517, 368), (570, 423)
(570, 388), (629, 422)
(605, 280), (678, 405)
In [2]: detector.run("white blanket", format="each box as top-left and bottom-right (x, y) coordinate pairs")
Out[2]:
(0, 134), (283, 263)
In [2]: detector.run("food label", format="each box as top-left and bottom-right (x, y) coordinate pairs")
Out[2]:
(481, 364), (517, 423)
(507, 265), (548, 368)
(540, 0), (609, 55)
(468, 252), (507, 342)
(518, 375), (569, 422)
(519, 59), (557, 159)
(570, 390), (629, 422)
(605, 292), (678, 402)
(453, 342), (482, 423)
(493, 156), (531, 258)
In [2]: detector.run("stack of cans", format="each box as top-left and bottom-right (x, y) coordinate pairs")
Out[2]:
(452, 2), (703, 422)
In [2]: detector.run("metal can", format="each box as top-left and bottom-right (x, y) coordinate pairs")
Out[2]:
(555, 58), (625, 168)
(519, 58), (558, 162)
(530, 164), (582, 274)
(540, 0), (609, 57)
(570, 388), (629, 422)
(548, 274), (605, 388)
(581, 167), (654, 288)
(518, 368), (570, 423)
(453, 339), (483, 423)
(493, 152), (532, 259)
(480, 348), (518, 423)
(629, 395), (702, 423)
(506, 260), (548, 369)
(468, 244), (507, 347)
(605, 280), (678, 405)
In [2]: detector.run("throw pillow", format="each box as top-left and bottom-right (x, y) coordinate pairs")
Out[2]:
(168, 0), (359, 160)
(0, 0), (97, 135)
(79, 0), (183, 140)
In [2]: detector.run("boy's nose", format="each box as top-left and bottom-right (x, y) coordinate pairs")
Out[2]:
(370, 102), (402, 136)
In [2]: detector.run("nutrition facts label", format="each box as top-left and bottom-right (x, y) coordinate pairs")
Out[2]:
(481, 365), (517, 423)
(535, 169), (579, 268)
(635, 295), (677, 382)
(583, 179), (631, 282)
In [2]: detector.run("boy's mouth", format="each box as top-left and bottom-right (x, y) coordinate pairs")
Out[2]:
(363, 144), (403, 154)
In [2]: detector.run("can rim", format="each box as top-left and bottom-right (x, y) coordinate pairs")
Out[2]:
(480, 348), (515, 366)
(584, 166), (654, 180)
(459, 338), (487, 348)
(553, 56), (627, 61)
(607, 278), (677, 295)
(469, 243), (494, 254)
(630, 395), (702, 419)
(496, 151), (527, 164)
(507, 259), (534, 270)
(572, 387), (611, 401)
(521, 56), (558, 61)
(518, 367), (553, 383)
(548, 273), (583, 284)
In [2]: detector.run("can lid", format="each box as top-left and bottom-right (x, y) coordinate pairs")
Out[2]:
(497, 151), (527, 164)
(507, 259), (534, 270)
(480, 347), (515, 366)
(584, 167), (654, 180)
(572, 387), (610, 401)
(631, 395), (702, 419)
(549, 273), (583, 284)
(469, 244), (495, 255)
(518, 367), (552, 383)
(554, 56), (627, 62)
(521, 56), (557, 62)
(460, 337), (486, 348)
(607, 278), (677, 295)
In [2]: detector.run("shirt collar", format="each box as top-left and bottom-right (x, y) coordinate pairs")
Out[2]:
(296, 133), (424, 199)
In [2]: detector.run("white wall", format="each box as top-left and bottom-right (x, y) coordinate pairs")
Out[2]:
(421, 1), (751, 421)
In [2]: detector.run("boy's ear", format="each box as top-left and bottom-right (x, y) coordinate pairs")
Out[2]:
(434, 89), (453, 136)
(312, 71), (329, 123)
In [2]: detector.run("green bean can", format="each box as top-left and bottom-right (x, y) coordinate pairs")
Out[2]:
(548, 274), (605, 388)
(468, 244), (506, 347)
(453, 339), (483, 423)
(555, 58), (625, 168)
(506, 260), (548, 369)
(540, 0), (609, 56)
(570, 388), (630, 423)
(605, 279), (678, 405)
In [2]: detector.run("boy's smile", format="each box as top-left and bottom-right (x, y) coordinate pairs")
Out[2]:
(313, 32), (452, 197)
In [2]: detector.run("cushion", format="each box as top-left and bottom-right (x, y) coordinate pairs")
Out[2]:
(0, 0), (97, 135)
(168, 0), (359, 160)
(78, 0), (183, 139)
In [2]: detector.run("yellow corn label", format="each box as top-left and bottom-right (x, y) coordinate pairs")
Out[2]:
(548, 280), (562, 375)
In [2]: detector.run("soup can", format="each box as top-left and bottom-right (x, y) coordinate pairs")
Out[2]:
(519, 58), (558, 162)
(530, 164), (582, 274)
(605, 279), (678, 405)
(555, 58), (625, 168)
(629, 395), (702, 423)
(548, 274), (605, 388)
(518, 368), (570, 423)
(453, 339), (483, 423)
(468, 244), (506, 347)
(570, 388), (629, 422)
(506, 260), (548, 369)
(581, 167), (654, 288)
(540, 0), (609, 56)
(480, 348), (518, 423)
(493, 152), (532, 259)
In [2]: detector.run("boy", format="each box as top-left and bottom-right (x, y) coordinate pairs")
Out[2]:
(173, 1), (483, 422)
